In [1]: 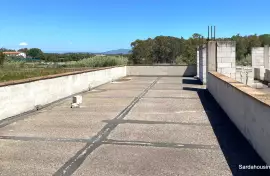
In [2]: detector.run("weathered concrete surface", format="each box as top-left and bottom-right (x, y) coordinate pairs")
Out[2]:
(73, 145), (229, 176)
(0, 76), (268, 176)
(0, 140), (85, 176)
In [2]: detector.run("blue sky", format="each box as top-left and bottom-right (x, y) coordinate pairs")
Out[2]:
(0, 0), (270, 53)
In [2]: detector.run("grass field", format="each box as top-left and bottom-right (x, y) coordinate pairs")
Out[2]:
(0, 56), (128, 83)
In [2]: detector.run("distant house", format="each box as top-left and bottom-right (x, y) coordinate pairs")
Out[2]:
(3, 52), (26, 58)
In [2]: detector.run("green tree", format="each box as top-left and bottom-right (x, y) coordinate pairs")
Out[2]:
(232, 34), (248, 60)
(0, 52), (5, 66)
(0, 48), (15, 52)
(18, 48), (28, 53)
(27, 48), (45, 59)
(259, 34), (270, 46)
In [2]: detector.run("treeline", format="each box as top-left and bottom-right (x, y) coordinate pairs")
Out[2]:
(43, 53), (95, 62)
(0, 48), (95, 62)
(22, 48), (95, 61)
(129, 34), (270, 65)
(2, 33), (270, 65)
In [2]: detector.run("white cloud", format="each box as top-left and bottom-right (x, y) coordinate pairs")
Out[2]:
(19, 42), (28, 46)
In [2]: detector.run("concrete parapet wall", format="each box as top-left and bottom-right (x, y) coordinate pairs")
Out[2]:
(0, 66), (127, 121)
(207, 71), (270, 164)
(127, 65), (196, 76)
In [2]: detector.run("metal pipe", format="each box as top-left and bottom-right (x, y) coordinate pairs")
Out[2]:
(214, 26), (216, 40)
(207, 26), (210, 40)
(211, 26), (213, 39)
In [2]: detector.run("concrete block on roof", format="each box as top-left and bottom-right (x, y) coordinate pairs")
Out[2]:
(251, 83), (264, 89)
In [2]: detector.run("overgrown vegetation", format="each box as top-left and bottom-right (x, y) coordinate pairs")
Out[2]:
(1, 33), (269, 82)
(65, 56), (128, 67)
(0, 68), (71, 82)
(0, 56), (128, 82)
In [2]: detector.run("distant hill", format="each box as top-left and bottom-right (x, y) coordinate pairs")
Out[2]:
(101, 49), (131, 55)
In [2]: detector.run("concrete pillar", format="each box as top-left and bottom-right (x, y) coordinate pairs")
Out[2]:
(252, 47), (265, 81)
(199, 45), (207, 84)
(206, 41), (217, 72)
(264, 45), (269, 69)
(196, 47), (199, 77)
(216, 41), (236, 79)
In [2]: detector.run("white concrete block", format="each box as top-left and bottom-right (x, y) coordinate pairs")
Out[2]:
(73, 95), (82, 104)
(218, 63), (232, 68)
(251, 83), (264, 89)
(220, 57), (235, 63)
(220, 68), (236, 74)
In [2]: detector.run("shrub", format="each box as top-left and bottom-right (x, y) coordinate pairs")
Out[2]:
(65, 56), (128, 68)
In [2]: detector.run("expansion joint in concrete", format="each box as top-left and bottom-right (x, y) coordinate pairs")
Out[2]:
(103, 139), (220, 150)
(53, 77), (160, 176)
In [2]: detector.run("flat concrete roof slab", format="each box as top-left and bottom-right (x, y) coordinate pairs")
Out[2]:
(144, 89), (200, 98)
(0, 140), (85, 176)
(108, 123), (218, 145)
(157, 77), (195, 84)
(125, 111), (211, 124)
(129, 98), (205, 114)
(73, 145), (231, 176)
(85, 89), (143, 98)
(0, 97), (133, 139)
(152, 83), (204, 90)
(0, 76), (267, 175)
(99, 82), (150, 90)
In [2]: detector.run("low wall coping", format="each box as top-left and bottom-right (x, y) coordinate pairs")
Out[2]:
(0, 66), (123, 87)
(209, 71), (270, 107)
(127, 64), (195, 66)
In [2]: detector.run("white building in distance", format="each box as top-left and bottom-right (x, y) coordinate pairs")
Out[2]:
(3, 52), (26, 58)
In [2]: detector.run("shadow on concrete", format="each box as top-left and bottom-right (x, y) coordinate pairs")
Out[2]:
(182, 78), (202, 85)
(182, 87), (205, 91)
(184, 85), (270, 176)
(182, 65), (197, 77)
